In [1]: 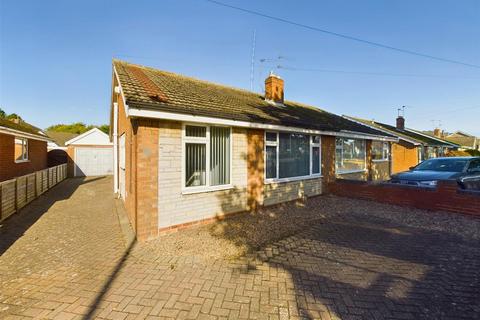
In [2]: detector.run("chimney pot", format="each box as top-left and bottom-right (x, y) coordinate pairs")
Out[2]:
(264, 72), (284, 104)
(433, 128), (443, 138)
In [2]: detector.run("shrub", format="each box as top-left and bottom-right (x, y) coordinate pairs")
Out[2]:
(466, 149), (480, 156)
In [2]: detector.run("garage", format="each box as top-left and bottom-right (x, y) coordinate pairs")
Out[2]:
(74, 147), (113, 176)
(65, 128), (113, 177)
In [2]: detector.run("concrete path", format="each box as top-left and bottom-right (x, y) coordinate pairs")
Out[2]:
(1, 176), (479, 320)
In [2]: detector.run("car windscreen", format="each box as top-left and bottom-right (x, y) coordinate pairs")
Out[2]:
(415, 159), (468, 172)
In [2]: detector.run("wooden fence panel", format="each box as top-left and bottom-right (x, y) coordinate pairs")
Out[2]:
(1, 180), (16, 220)
(26, 174), (36, 204)
(42, 170), (48, 193)
(0, 164), (68, 222)
(48, 168), (54, 188)
(16, 176), (27, 210)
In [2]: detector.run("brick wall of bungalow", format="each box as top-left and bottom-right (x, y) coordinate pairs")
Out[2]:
(117, 94), (138, 237)
(0, 133), (47, 182)
(392, 140), (419, 174)
(113, 103), (391, 240)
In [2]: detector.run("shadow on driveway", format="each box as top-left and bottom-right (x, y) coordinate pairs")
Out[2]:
(0, 176), (106, 256)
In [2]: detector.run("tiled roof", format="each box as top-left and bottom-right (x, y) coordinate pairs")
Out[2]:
(401, 128), (458, 147)
(113, 60), (394, 137)
(46, 131), (79, 147)
(445, 135), (476, 148)
(346, 116), (457, 147)
(346, 117), (423, 144)
(0, 118), (48, 139)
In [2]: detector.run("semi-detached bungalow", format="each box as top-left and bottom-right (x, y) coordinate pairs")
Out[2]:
(345, 115), (459, 173)
(109, 60), (397, 241)
(0, 117), (50, 182)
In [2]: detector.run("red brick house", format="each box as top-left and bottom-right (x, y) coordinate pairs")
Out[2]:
(109, 60), (397, 241)
(345, 115), (459, 173)
(0, 118), (50, 182)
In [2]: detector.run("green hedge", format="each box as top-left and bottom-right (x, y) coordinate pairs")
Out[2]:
(466, 149), (480, 156)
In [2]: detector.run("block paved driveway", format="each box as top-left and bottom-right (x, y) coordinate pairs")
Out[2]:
(1, 176), (479, 320)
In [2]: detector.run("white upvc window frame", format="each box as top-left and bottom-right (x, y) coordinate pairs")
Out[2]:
(372, 141), (390, 162)
(14, 137), (29, 163)
(181, 123), (233, 194)
(335, 137), (367, 175)
(264, 131), (322, 184)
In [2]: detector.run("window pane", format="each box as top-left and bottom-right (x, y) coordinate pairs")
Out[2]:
(312, 136), (320, 144)
(185, 143), (206, 187)
(14, 138), (27, 161)
(335, 138), (366, 173)
(266, 146), (277, 179)
(210, 127), (230, 186)
(266, 132), (277, 142)
(312, 146), (320, 174)
(383, 143), (389, 159)
(186, 125), (206, 137)
(372, 141), (384, 160)
(426, 147), (436, 159)
(279, 133), (310, 178)
(469, 160), (480, 170)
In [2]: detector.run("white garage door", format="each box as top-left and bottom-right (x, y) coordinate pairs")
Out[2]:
(74, 147), (113, 177)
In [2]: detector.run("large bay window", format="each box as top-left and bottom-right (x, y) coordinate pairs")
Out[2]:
(335, 138), (366, 174)
(14, 137), (28, 162)
(372, 141), (389, 161)
(265, 132), (321, 181)
(183, 124), (231, 191)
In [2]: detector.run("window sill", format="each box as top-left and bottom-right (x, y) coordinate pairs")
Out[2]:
(15, 159), (30, 164)
(372, 159), (389, 162)
(264, 174), (323, 184)
(181, 184), (234, 195)
(336, 169), (367, 175)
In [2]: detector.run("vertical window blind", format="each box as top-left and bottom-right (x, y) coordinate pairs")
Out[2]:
(184, 125), (231, 189)
(185, 143), (206, 187)
(210, 126), (230, 186)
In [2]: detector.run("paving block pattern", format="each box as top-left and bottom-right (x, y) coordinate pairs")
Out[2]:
(0, 176), (479, 319)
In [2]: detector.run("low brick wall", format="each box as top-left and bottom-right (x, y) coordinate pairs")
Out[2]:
(328, 179), (480, 217)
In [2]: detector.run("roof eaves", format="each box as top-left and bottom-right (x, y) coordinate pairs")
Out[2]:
(343, 116), (418, 145)
(0, 125), (52, 142)
(405, 128), (460, 147)
(128, 105), (397, 141)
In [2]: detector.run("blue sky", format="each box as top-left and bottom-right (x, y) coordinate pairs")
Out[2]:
(1, 0), (479, 135)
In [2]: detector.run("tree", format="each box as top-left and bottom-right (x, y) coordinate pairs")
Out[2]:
(0, 108), (5, 118)
(98, 124), (110, 134)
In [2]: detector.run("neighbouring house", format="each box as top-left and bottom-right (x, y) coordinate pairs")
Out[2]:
(0, 117), (51, 182)
(442, 131), (479, 151)
(65, 128), (113, 177)
(110, 60), (397, 240)
(345, 115), (459, 173)
(47, 131), (79, 151)
(46, 131), (79, 167)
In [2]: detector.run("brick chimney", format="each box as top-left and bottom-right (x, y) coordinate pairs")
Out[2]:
(10, 117), (20, 124)
(433, 128), (443, 138)
(265, 72), (284, 104)
(396, 116), (405, 130)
